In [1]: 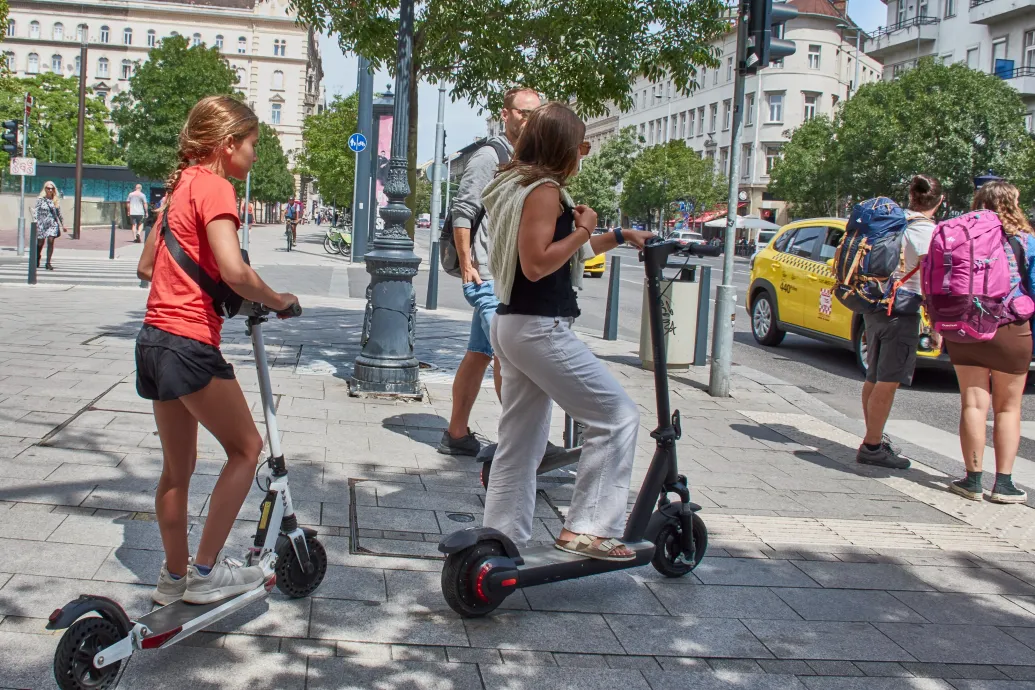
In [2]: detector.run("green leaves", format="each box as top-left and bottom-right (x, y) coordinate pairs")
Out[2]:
(249, 123), (295, 203)
(568, 127), (643, 223)
(773, 59), (1031, 217)
(621, 140), (726, 227)
(111, 35), (239, 182)
(295, 93), (359, 208)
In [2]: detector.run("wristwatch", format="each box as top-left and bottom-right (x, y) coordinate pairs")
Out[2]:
(613, 227), (625, 245)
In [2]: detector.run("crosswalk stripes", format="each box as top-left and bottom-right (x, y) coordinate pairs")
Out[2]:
(0, 258), (143, 288)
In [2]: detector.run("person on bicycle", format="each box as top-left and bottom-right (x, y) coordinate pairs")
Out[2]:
(286, 199), (299, 246)
(135, 95), (299, 605)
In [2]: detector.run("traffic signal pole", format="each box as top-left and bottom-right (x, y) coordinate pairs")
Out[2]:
(425, 83), (446, 310)
(18, 109), (27, 257)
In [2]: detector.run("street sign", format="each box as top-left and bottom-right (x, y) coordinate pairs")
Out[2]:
(24, 93), (33, 116)
(348, 133), (367, 153)
(9, 157), (36, 176)
(424, 163), (445, 181)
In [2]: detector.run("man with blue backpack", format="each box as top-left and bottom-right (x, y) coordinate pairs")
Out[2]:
(833, 176), (943, 469)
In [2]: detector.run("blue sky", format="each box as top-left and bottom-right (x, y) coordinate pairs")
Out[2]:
(319, 0), (889, 163)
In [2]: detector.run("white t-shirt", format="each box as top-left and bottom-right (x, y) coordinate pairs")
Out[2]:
(128, 190), (147, 216)
(897, 211), (936, 293)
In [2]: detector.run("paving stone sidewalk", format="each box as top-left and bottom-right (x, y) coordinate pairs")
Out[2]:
(2, 285), (1035, 689)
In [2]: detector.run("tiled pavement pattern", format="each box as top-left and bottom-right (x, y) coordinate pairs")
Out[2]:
(3, 285), (1035, 689)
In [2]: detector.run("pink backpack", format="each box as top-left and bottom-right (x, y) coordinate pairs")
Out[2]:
(922, 211), (1034, 343)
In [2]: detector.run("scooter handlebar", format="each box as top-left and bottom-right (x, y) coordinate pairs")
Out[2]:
(241, 301), (303, 319)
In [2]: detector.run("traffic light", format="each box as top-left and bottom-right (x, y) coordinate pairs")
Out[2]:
(744, 0), (798, 74)
(1, 120), (18, 156)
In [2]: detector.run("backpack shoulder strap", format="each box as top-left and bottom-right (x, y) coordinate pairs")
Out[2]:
(160, 193), (231, 305)
(486, 139), (511, 165)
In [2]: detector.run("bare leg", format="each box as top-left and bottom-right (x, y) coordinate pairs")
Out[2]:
(447, 351), (491, 439)
(990, 369), (1026, 476)
(954, 365), (991, 472)
(861, 380), (874, 431)
(862, 381), (899, 446)
(153, 399), (198, 577)
(179, 377), (265, 567)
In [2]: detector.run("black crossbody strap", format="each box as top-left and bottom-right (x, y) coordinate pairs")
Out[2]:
(160, 195), (232, 306)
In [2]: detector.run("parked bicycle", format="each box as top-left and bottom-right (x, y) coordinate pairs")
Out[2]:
(323, 225), (351, 256)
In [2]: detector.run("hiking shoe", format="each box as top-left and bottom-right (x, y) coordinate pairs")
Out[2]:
(152, 560), (188, 606)
(182, 555), (266, 604)
(989, 481), (1028, 504)
(949, 475), (984, 501)
(543, 441), (568, 461)
(856, 443), (910, 469)
(437, 428), (484, 456)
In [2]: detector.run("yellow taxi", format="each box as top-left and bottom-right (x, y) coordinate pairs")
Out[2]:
(584, 252), (606, 277)
(746, 218), (945, 374)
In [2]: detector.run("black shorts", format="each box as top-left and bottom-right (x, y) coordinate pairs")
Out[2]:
(863, 312), (920, 385)
(135, 325), (235, 401)
(130, 214), (144, 224)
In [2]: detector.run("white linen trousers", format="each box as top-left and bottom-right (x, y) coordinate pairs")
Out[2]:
(482, 313), (640, 546)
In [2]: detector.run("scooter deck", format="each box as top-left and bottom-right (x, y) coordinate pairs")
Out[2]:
(514, 541), (654, 588)
(137, 577), (274, 637)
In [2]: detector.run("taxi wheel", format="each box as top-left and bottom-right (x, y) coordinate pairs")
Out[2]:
(853, 324), (870, 376)
(751, 292), (785, 346)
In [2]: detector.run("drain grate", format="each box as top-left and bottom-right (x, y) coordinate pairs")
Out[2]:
(798, 385), (827, 395)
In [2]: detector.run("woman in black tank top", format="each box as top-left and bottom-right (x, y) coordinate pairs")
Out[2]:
(479, 103), (654, 561)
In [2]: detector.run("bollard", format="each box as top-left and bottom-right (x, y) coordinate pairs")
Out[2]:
(602, 255), (621, 341)
(27, 222), (37, 285)
(426, 242), (439, 310)
(694, 265), (712, 366)
(109, 220), (116, 260)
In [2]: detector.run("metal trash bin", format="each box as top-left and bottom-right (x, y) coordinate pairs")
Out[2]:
(639, 261), (711, 370)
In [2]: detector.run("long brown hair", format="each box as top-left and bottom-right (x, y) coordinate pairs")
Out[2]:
(163, 96), (259, 206)
(499, 102), (586, 187)
(972, 181), (1032, 237)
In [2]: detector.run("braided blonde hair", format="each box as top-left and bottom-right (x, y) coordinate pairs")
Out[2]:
(972, 181), (1033, 237)
(162, 96), (259, 208)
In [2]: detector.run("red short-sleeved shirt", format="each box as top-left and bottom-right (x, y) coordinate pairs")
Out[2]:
(144, 166), (240, 347)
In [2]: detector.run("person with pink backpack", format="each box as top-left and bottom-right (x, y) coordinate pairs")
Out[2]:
(922, 181), (1032, 503)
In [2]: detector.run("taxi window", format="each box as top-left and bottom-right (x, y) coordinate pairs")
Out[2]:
(819, 226), (844, 260)
(787, 225), (826, 259)
(773, 228), (796, 254)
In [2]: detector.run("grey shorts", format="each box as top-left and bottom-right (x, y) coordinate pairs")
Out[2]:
(863, 312), (920, 385)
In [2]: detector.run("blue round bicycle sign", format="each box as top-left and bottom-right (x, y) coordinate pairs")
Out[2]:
(348, 133), (367, 153)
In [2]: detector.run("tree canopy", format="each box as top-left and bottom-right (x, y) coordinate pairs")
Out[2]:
(0, 73), (121, 169)
(770, 59), (1031, 216)
(290, 0), (729, 235)
(241, 123), (295, 204)
(569, 126), (643, 224)
(295, 92), (359, 208)
(111, 35), (240, 182)
(621, 140), (726, 229)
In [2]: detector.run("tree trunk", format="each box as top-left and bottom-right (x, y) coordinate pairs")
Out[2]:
(404, 67), (419, 241)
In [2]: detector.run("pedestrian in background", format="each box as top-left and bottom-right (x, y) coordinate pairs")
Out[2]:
(34, 180), (67, 271)
(856, 175), (941, 470)
(127, 184), (148, 243)
(943, 181), (1031, 504)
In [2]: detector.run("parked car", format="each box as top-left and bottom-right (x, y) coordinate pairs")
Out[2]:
(671, 231), (707, 248)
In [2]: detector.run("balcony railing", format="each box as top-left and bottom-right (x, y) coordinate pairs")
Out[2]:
(869, 16), (940, 41)
(999, 65), (1035, 79)
(970, 0), (995, 8)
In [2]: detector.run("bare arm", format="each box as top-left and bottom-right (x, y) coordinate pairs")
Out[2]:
(452, 225), (479, 284)
(136, 220), (160, 281)
(589, 231), (620, 255)
(206, 218), (294, 310)
(516, 186), (591, 283)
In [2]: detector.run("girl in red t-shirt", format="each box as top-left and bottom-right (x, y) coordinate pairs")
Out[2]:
(136, 96), (299, 606)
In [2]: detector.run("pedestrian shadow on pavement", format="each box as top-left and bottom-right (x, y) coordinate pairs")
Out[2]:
(381, 413), (448, 448)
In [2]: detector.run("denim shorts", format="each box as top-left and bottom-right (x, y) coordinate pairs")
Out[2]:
(463, 280), (499, 357)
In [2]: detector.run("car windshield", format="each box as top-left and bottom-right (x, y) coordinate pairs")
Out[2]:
(757, 230), (777, 246)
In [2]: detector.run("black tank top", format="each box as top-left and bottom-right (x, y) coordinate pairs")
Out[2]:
(497, 206), (581, 318)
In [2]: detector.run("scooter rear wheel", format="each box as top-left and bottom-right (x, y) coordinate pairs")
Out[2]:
(442, 541), (506, 618)
(54, 617), (123, 690)
(651, 513), (708, 578)
(276, 536), (328, 598)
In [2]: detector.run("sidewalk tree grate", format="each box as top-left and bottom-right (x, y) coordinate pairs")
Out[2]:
(446, 513), (474, 523)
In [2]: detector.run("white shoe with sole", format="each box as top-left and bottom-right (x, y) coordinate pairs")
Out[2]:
(152, 560), (189, 606)
(182, 555), (266, 605)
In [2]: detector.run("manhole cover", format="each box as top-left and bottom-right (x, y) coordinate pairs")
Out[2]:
(798, 385), (827, 395)
(446, 512), (475, 523)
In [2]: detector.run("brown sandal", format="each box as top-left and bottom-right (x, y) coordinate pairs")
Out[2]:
(554, 534), (635, 562)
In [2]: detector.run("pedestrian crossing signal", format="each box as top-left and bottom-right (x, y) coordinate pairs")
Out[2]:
(1, 120), (18, 156)
(744, 0), (798, 75)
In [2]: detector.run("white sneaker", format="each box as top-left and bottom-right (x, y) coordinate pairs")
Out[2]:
(182, 555), (267, 605)
(152, 560), (189, 606)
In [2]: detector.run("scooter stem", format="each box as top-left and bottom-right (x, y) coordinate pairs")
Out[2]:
(249, 318), (284, 461)
(641, 241), (678, 429)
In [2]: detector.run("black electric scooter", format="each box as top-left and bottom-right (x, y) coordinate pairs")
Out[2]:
(439, 238), (710, 617)
(476, 415), (584, 489)
(48, 302), (328, 689)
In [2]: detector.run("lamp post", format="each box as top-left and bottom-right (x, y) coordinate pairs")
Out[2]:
(655, 91), (673, 234)
(350, 0), (423, 397)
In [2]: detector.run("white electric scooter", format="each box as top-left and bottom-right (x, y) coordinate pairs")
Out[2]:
(47, 301), (327, 690)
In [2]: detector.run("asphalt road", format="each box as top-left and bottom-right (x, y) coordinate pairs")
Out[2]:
(408, 237), (1035, 464)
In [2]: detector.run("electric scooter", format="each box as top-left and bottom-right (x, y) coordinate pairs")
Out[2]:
(476, 415), (584, 489)
(48, 301), (328, 689)
(439, 238), (711, 617)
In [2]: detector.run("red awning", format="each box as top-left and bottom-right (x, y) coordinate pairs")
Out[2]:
(688, 202), (746, 224)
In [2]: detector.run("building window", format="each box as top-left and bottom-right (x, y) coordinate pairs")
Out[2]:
(271, 103), (282, 125)
(638, 123), (645, 140)
(52, 54), (62, 73)
(121, 60), (132, 79)
(727, 56), (734, 81)
(678, 112), (686, 138)
(991, 38), (1007, 73)
(803, 93), (818, 120)
(77, 24), (88, 42)
(97, 57), (109, 78)
(944, 0), (956, 17)
(6, 19), (14, 37)
(689, 110), (696, 137)
(236, 67), (246, 84)
(918, 0), (929, 16)
(697, 107), (705, 136)
(192, 33), (202, 47)
(272, 70), (284, 90)
(719, 147), (729, 175)
(722, 100), (732, 131)
(706, 149), (716, 171)
(96, 91), (107, 106)
(808, 45), (821, 70)
(238, 36), (247, 54)
(897, 0), (907, 24)
(4, 52), (14, 72)
(965, 47), (979, 69)
(708, 103), (718, 133)
(765, 146), (782, 175)
(27, 53), (39, 74)
(273, 39), (285, 56)
(767, 92), (784, 122)
(30, 21), (40, 39)
(100, 26), (109, 43)
(746, 93), (755, 126)
(54, 23), (64, 40)
(1026, 112), (1034, 133)
(123, 27), (132, 45)
(1026, 31), (1035, 68)
(74, 55), (80, 75)
(742, 144), (753, 179)
(713, 66), (719, 86)
(700, 66), (707, 87)
(216, 35), (224, 50)
(147, 30), (156, 47)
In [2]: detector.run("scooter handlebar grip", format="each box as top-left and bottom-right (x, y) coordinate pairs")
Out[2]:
(277, 302), (303, 318)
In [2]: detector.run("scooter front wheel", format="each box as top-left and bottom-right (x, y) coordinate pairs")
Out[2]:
(442, 541), (506, 618)
(276, 536), (328, 598)
(54, 618), (123, 690)
(651, 512), (708, 578)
